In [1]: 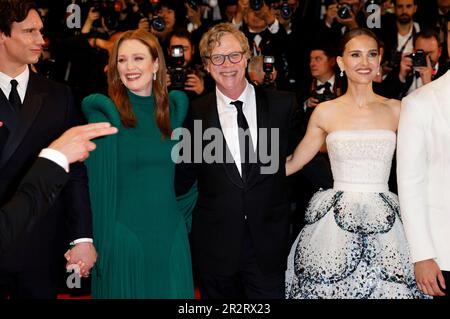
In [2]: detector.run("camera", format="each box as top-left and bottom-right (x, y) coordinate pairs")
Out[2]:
(337, 3), (352, 19)
(92, 0), (120, 30)
(139, 0), (166, 32)
(263, 55), (275, 73)
(168, 45), (188, 90)
(250, 0), (264, 11)
(279, 1), (292, 19)
(270, 1), (292, 20)
(262, 55), (275, 87)
(408, 49), (427, 68)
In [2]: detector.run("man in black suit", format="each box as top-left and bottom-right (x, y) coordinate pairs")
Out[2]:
(383, 28), (448, 99)
(0, 123), (117, 256)
(176, 22), (305, 299)
(0, 0), (96, 298)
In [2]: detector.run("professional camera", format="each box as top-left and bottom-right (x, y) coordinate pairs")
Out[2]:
(408, 49), (427, 68)
(262, 55), (275, 87)
(139, 0), (166, 32)
(279, 1), (292, 19)
(92, 0), (120, 30)
(337, 3), (352, 19)
(269, 1), (292, 20)
(168, 45), (188, 90)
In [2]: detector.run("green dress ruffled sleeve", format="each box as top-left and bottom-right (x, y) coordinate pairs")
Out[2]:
(169, 90), (198, 232)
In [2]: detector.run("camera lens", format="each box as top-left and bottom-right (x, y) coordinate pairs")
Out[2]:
(250, 0), (264, 11)
(280, 3), (292, 19)
(337, 4), (352, 19)
(151, 16), (165, 32)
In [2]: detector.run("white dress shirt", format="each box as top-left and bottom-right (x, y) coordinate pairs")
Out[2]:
(397, 22), (421, 55)
(0, 66), (29, 103)
(216, 81), (258, 176)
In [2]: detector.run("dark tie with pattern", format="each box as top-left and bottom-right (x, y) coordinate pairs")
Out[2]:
(9, 79), (21, 113)
(230, 100), (254, 181)
(317, 81), (333, 96)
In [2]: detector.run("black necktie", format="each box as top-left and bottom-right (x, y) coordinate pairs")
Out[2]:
(317, 81), (332, 96)
(9, 79), (21, 113)
(230, 100), (254, 181)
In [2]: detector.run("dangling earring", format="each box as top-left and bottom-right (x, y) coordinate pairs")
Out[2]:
(377, 69), (381, 76)
(153, 72), (157, 80)
(340, 70), (344, 77)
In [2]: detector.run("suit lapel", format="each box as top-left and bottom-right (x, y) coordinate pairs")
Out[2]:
(205, 92), (244, 189)
(0, 72), (44, 167)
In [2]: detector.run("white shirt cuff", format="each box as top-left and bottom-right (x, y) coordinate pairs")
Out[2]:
(70, 238), (94, 246)
(39, 148), (69, 173)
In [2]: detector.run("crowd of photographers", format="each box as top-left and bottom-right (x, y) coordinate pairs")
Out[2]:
(34, 0), (450, 120)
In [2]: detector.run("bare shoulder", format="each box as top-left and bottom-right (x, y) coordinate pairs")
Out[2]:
(309, 99), (340, 130)
(386, 98), (401, 117)
(378, 96), (400, 114)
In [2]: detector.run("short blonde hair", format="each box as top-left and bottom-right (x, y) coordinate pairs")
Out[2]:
(199, 22), (251, 65)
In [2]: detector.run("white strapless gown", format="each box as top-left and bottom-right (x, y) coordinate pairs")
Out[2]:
(285, 130), (428, 299)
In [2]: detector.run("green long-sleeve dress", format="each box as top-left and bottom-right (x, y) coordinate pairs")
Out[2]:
(82, 90), (197, 299)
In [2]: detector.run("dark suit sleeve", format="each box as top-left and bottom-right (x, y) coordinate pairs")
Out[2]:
(61, 86), (93, 242)
(0, 158), (69, 255)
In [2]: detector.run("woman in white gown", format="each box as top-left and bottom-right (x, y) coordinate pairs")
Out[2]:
(284, 28), (428, 299)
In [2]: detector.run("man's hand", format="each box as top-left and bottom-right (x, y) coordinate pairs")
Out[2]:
(399, 53), (413, 83)
(415, 259), (446, 296)
(306, 96), (320, 108)
(48, 122), (118, 164)
(65, 242), (97, 277)
(138, 17), (150, 32)
(184, 73), (204, 95)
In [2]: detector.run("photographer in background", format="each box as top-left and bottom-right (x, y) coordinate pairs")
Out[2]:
(301, 45), (343, 123)
(318, 0), (365, 48)
(138, 0), (187, 53)
(380, 0), (421, 76)
(232, 0), (291, 90)
(383, 28), (447, 99)
(166, 28), (212, 98)
(247, 55), (278, 88)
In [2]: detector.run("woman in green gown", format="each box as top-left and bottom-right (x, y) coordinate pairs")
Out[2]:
(81, 29), (197, 298)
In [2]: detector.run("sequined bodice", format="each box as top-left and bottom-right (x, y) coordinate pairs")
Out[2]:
(326, 130), (396, 192)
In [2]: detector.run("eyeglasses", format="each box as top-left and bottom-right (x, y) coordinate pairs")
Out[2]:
(205, 51), (245, 66)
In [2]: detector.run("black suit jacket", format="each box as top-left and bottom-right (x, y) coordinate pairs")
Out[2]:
(0, 158), (68, 256)
(176, 87), (299, 276)
(0, 72), (92, 271)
